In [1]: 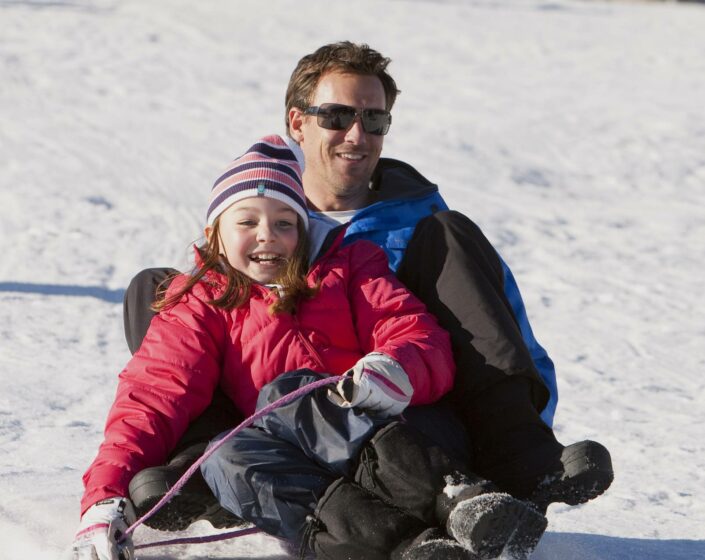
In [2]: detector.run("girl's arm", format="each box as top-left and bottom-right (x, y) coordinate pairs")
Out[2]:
(80, 276), (226, 514)
(346, 241), (455, 406)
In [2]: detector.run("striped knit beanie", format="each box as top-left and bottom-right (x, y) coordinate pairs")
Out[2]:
(207, 134), (308, 229)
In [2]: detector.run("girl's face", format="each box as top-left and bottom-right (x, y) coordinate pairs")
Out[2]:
(206, 197), (300, 284)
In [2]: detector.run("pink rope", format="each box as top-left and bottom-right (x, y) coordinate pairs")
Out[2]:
(135, 527), (261, 550)
(122, 374), (344, 549)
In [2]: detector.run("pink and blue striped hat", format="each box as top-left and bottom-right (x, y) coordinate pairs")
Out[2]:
(207, 134), (308, 229)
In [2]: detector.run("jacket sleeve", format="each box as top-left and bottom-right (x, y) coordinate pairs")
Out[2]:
(80, 276), (226, 514)
(346, 241), (455, 406)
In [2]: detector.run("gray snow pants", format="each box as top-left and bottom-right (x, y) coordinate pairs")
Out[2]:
(200, 369), (470, 543)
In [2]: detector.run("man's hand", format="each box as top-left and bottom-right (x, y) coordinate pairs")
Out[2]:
(330, 353), (413, 417)
(66, 497), (136, 560)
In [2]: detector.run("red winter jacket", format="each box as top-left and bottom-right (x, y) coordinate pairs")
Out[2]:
(80, 235), (455, 513)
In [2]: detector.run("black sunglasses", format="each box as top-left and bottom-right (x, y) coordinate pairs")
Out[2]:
(303, 103), (392, 136)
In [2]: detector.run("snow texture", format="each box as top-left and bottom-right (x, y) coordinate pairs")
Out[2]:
(1, 0), (704, 558)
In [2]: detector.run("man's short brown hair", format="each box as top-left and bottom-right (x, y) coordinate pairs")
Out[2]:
(285, 41), (400, 130)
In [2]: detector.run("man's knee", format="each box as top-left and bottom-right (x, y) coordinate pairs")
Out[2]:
(125, 267), (175, 302)
(123, 267), (177, 354)
(412, 210), (504, 285)
(419, 211), (496, 258)
(430, 209), (482, 232)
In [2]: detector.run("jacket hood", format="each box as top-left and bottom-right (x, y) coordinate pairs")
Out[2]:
(369, 158), (440, 203)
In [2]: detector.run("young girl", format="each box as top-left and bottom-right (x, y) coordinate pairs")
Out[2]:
(68, 135), (546, 560)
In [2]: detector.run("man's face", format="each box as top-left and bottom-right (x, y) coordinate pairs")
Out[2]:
(289, 71), (387, 212)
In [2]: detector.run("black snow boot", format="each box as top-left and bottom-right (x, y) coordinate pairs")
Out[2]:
(128, 442), (244, 531)
(353, 422), (547, 559)
(128, 387), (245, 531)
(304, 478), (429, 560)
(353, 421), (471, 524)
(527, 439), (614, 511)
(465, 377), (614, 512)
(442, 485), (546, 560)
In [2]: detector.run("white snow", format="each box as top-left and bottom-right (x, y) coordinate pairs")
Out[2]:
(1, 0), (704, 558)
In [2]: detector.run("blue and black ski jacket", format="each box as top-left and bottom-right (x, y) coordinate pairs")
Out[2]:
(311, 158), (557, 426)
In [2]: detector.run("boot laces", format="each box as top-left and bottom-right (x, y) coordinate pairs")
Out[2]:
(298, 514), (324, 560)
(358, 446), (378, 489)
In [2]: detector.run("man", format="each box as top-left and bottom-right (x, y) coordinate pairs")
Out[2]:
(121, 41), (613, 554)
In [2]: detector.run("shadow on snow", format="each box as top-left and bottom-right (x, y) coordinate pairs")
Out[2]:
(0, 282), (125, 303)
(534, 532), (704, 560)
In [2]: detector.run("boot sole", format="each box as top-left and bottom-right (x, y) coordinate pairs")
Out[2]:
(531, 440), (614, 510)
(449, 493), (547, 560)
(403, 538), (477, 560)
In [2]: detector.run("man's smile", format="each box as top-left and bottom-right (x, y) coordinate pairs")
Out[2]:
(337, 152), (366, 162)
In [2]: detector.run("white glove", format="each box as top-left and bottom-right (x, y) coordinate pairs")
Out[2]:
(66, 497), (136, 560)
(330, 353), (413, 417)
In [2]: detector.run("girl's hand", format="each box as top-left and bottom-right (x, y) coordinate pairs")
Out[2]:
(331, 353), (413, 417)
(65, 497), (135, 560)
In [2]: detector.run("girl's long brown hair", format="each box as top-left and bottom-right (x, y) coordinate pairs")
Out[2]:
(152, 217), (318, 315)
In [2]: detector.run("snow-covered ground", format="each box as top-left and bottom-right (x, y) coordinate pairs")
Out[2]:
(1, 0), (704, 558)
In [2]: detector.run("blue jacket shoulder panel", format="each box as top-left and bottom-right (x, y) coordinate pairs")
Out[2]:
(342, 191), (449, 272)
